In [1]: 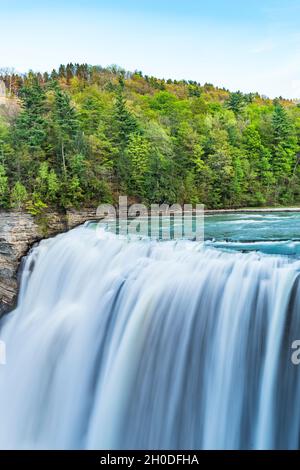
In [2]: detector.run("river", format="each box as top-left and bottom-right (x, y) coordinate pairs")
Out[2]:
(0, 213), (300, 449)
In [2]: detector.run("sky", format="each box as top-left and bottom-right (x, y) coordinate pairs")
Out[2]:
(1, 0), (300, 98)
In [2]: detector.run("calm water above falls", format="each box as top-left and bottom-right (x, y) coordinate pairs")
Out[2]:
(97, 211), (300, 255)
(205, 212), (300, 256)
(0, 214), (300, 449)
(205, 212), (300, 242)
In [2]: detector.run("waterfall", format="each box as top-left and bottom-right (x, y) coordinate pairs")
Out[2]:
(1, 225), (300, 450)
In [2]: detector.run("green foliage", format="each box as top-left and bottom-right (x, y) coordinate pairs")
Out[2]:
(26, 196), (48, 217)
(226, 91), (246, 115)
(0, 64), (300, 210)
(10, 182), (28, 210)
(35, 162), (60, 203)
(112, 80), (139, 150)
(126, 133), (150, 197)
(14, 80), (47, 150)
(0, 164), (9, 207)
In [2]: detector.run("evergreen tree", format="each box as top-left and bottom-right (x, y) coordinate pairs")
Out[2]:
(271, 102), (298, 201)
(111, 79), (139, 185)
(13, 81), (47, 150)
(112, 79), (139, 150)
(226, 91), (245, 115)
(50, 82), (80, 175)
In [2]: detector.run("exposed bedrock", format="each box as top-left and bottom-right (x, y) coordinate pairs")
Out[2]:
(0, 209), (97, 315)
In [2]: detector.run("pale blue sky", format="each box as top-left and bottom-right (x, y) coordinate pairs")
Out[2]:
(1, 0), (300, 98)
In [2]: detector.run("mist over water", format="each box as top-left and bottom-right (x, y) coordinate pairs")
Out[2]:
(1, 216), (300, 449)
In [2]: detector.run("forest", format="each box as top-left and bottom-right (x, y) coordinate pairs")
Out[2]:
(0, 63), (300, 213)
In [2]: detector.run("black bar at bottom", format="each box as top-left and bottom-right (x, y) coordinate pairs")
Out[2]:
(0, 450), (300, 466)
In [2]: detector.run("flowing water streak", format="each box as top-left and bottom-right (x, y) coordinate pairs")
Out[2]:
(0, 226), (300, 449)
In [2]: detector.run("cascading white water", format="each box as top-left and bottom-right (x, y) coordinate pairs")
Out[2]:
(0, 225), (300, 450)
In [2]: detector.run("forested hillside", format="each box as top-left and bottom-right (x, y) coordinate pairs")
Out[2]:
(0, 64), (300, 212)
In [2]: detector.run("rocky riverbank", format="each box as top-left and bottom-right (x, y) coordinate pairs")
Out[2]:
(0, 210), (97, 315)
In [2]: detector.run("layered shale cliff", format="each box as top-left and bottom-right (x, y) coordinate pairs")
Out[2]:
(0, 210), (97, 315)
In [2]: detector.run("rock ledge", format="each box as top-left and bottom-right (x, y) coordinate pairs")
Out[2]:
(0, 210), (97, 315)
